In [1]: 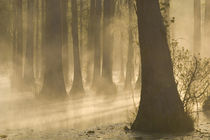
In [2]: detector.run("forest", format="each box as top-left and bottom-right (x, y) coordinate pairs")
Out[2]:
(0, 0), (209, 139)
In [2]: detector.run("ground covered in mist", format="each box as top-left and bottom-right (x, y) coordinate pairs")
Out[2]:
(0, 74), (210, 140)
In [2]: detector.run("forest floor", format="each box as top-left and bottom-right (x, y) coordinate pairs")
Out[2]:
(0, 74), (210, 140)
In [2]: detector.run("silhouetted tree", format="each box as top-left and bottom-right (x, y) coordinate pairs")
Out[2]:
(132, 0), (194, 133)
(12, 0), (23, 91)
(102, 0), (116, 92)
(24, 0), (35, 88)
(92, 0), (102, 87)
(86, 0), (96, 85)
(40, 0), (67, 98)
(79, 0), (83, 65)
(61, 0), (69, 82)
(70, 0), (85, 95)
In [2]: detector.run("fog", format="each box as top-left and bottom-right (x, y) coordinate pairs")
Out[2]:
(0, 0), (209, 139)
(171, 0), (210, 57)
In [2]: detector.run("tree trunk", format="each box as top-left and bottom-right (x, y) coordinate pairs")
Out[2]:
(11, 0), (17, 89)
(24, 0), (35, 88)
(92, 0), (102, 87)
(34, 0), (39, 79)
(61, 0), (69, 83)
(86, 0), (96, 85)
(70, 0), (85, 96)
(132, 0), (194, 133)
(125, 0), (134, 90)
(193, 0), (201, 54)
(102, 0), (116, 91)
(79, 0), (83, 66)
(12, 0), (23, 91)
(40, 0), (67, 98)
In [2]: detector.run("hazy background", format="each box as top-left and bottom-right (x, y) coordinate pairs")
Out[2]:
(171, 0), (210, 57)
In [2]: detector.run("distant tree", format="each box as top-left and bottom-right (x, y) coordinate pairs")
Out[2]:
(132, 0), (194, 133)
(86, 0), (96, 85)
(92, 0), (102, 87)
(40, 0), (67, 98)
(11, 0), (24, 91)
(24, 0), (35, 89)
(70, 0), (85, 95)
(79, 0), (83, 65)
(61, 0), (69, 82)
(101, 0), (116, 93)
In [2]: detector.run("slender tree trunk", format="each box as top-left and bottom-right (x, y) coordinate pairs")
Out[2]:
(193, 0), (201, 54)
(132, 0), (194, 133)
(24, 0), (35, 88)
(11, 0), (17, 89)
(61, 0), (69, 83)
(92, 0), (102, 87)
(86, 0), (96, 85)
(70, 0), (85, 95)
(12, 0), (23, 91)
(102, 0), (116, 88)
(40, 0), (67, 98)
(79, 0), (83, 66)
(35, 0), (39, 79)
(125, 0), (134, 89)
(40, 0), (45, 79)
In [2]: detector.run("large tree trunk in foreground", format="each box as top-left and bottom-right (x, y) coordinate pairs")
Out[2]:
(70, 0), (85, 96)
(132, 0), (194, 133)
(193, 0), (201, 54)
(24, 0), (35, 88)
(40, 0), (67, 98)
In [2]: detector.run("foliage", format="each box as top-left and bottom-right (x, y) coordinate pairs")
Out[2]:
(170, 39), (210, 112)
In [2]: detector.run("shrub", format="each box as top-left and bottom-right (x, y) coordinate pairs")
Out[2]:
(170, 39), (210, 113)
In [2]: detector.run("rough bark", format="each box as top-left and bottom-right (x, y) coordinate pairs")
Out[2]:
(70, 0), (85, 96)
(132, 0), (194, 133)
(40, 0), (67, 98)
